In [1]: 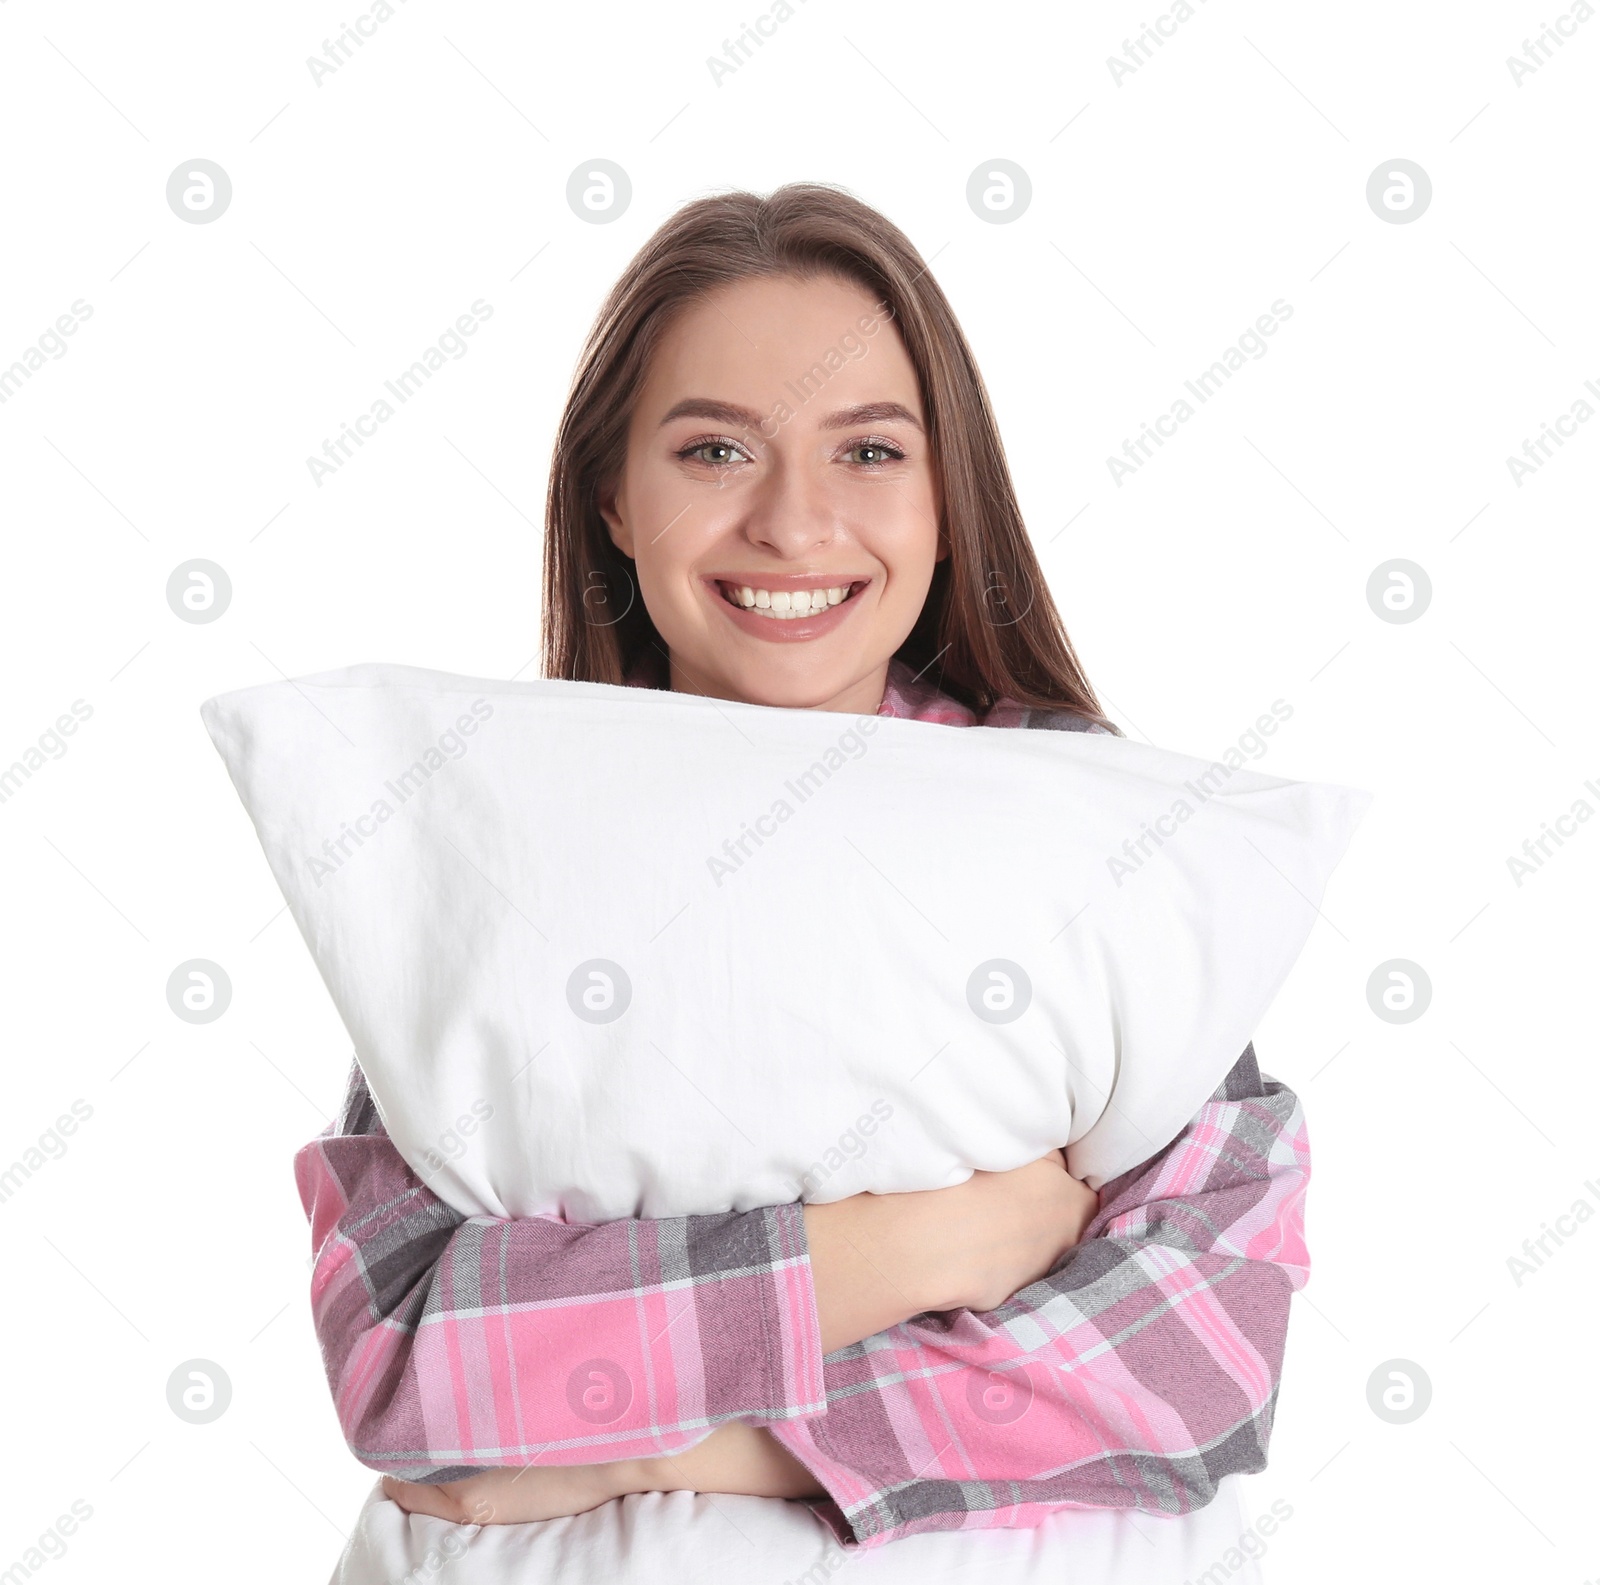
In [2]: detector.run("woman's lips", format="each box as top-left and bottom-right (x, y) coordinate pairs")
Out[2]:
(706, 577), (868, 642)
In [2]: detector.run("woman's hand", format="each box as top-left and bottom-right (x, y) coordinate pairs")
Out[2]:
(381, 1461), (629, 1526)
(803, 1148), (1099, 1348)
(624, 1422), (825, 1501)
(380, 1424), (823, 1525)
(939, 1149), (1101, 1312)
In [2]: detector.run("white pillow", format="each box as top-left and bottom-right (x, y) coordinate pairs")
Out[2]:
(200, 661), (1369, 1223)
(331, 1470), (1268, 1585)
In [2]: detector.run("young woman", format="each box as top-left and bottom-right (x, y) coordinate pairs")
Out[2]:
(294, 183), (1310, 1550)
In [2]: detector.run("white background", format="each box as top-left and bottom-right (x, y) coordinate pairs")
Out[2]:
(2, 0), (1596, 1580)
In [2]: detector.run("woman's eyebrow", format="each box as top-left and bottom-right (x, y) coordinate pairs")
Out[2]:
(658, 398), (925, 435)
(823, 401), (925, 434)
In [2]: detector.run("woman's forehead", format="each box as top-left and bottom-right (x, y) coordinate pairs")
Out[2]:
(638, 277), (919, 419)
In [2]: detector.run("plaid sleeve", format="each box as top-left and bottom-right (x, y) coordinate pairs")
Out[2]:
(291, 1058), (827, 1480)
(765, 1043), (1309, 1549)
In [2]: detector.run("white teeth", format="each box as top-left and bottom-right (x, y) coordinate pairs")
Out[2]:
(721, 582), (856, 619)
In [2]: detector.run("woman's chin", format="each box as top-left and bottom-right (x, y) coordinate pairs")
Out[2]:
(658, 638), (873, 712)
(705, 662), (874, 714)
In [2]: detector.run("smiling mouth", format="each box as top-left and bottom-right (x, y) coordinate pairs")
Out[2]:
(714, 580), (867, 620)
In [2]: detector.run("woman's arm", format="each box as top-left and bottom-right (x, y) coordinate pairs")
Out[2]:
(388, 1041), (1302, 1540)
(304, 1054), (1101, 1491)
(298, 1057), (1083, 1478)
(379, 1421), (824, 1524)
(380, 1154), (1102, 1522)
(761, 1043), (1311, 1548)
(378, 1045), (1302, 1546)
(293, 1058), (837, 1478)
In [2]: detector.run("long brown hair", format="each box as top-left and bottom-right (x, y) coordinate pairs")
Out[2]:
(541, 181), (1117, 731)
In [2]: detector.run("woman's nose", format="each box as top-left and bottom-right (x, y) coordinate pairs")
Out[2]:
(736, 461), (840, 556)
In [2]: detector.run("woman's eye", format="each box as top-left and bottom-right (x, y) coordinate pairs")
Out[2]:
(681, 440), (745, 467)
(678, 438), (906, 468)
(846, 441), (905, 467)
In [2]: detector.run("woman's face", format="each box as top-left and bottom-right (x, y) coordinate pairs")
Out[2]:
(599, 272), (945, 714)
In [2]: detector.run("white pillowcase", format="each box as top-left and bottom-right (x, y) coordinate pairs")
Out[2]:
(200, 661), (1369, 1223)
(329, 1471), (1267, 1585)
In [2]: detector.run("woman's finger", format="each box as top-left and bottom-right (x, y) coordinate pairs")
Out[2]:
(381, 1476), (467, 1522)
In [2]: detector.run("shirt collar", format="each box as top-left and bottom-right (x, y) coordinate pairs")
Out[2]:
(875, 655), (978, 725)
